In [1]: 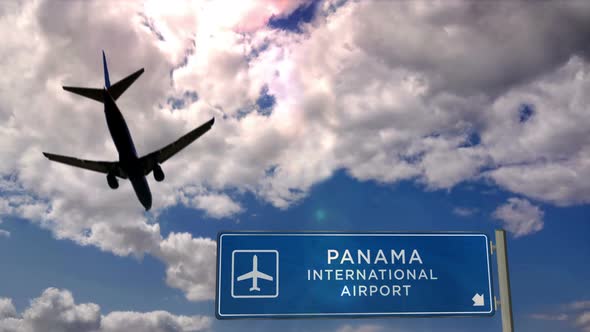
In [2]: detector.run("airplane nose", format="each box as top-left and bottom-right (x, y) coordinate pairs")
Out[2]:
(131, 177), (152, 211)
(136, 183), (152, 211)
(141, 193), (152, 211)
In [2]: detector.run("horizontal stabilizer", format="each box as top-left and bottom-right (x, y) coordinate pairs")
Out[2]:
(62, 86), (104, 103)
(62, 68), (144, 103)
(108, 68), (144, 100)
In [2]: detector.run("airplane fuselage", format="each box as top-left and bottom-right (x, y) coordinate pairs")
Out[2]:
(102, 89), (152, 210)
(250, 255), (260, 291)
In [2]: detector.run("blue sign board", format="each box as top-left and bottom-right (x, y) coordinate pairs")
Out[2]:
(216, 232), (494, 318)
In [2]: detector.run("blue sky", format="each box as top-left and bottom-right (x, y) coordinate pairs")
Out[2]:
(1, 171), (589, 331)
(1, 1), (590, 331)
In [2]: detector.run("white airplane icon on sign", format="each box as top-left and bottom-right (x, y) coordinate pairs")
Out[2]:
(237, 255), (274, 291)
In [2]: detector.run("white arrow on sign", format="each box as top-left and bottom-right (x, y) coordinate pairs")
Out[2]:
(472, 293), (484, 306)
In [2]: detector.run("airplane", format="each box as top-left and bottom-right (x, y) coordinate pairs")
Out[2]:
(43, 51), (214, 211)
(237, 255), (274, 291)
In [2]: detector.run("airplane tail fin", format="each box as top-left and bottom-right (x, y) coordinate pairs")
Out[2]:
(102, 50), (111, 89)
(62, 51), (144, 103)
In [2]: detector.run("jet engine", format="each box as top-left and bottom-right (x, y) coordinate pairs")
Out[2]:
(153, 164), (165, 182)
(107, 173), (119, 189)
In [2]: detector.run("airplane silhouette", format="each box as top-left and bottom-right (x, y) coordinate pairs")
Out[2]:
(237, 255), (274, 291)
(43, 51), (214, 210)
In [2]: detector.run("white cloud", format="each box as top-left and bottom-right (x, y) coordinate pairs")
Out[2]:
(571, 301), (590, 310)
(0, 298), (17, 319)
(17, 288), (100, 332)
(80, 222), (162, 258)
(178, 188), (243, 219)
(101, 311), (210, 332)
(570, 301), (590, 332)
(530, 313), (568, 321)
(484, 56), (590, 206)
(453, 207), (478, 217)
(0, 288), (211, 332)
(0, 229), (9, 238)
(192, 193), (243, 219)
(492, 198), (544, 237)
(155, 233), (217, 301)
(577, 312), (590, 331)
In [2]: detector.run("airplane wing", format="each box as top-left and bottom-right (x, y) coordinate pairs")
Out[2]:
(139, 117), (214, 175)
(236, 272), (255, 281)
(42, 152), (127, 178)
(255, 271), (273, 281)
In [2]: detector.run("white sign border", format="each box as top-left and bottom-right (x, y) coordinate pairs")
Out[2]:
(231, 249), (279, 299)
(217, 233), (494, 318)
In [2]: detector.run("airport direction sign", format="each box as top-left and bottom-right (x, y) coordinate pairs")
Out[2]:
(216, 232), (494, 319)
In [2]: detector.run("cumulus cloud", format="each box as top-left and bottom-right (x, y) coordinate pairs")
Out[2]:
(484, 56), (590, 206)
(0, 288), (211, 332)
(2, 288), (101, 332)
(578, 312), (590, 332)
(2, 0), (590, 303)
(178, 187), (243, 219)
(0, 299), (17, 319)
(101, 311), (211, 332)
(492, 198), (544, 237)
(570, 301), (590, 332)
(192, 194), (243, 219)
(155, 233), (217, 301)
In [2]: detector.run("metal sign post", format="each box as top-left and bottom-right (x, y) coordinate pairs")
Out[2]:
(495, 229), (514, 332)
(215, 229), (515, 330)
